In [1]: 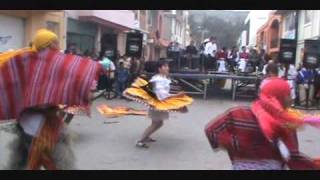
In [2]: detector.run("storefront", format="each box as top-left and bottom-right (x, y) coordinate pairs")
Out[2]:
(66, 18), (98, 55)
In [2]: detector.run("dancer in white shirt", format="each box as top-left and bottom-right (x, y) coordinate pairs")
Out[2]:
(204, 37), (217, 72)
(123, 61), (193, 148)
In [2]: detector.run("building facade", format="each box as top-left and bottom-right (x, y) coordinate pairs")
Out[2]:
(145, 10), (190, 61)
(256, 11), (282, 60)
(273, 10), (320, 66)
(146, 10), (170, 60)
(296, 10), (320, 65)
(243, 10), (271, 48)
(0, 10), (66, 52)
(65, 10), (135, 59)
(133, 10), (150, 61)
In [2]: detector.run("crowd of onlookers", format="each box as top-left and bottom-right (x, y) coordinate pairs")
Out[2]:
(64, 41), (320, 108)
(262, 57), (320, 108)
(64, 44), (144, 99)
(164, 37), (320, 107)
(165, 37), (269, 73)
(96, 53), (144, 99)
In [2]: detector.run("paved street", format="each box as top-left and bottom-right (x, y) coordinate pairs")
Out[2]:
(1, 96), (320, 170)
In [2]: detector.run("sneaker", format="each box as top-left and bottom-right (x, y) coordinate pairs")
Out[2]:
(136, 141), (149, 148)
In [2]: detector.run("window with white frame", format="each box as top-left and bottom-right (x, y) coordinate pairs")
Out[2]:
(46, 21), (59, 36)
(285, 13), (295, 32)
(304, 10), (312, 25)
(147, 10), (152, 25)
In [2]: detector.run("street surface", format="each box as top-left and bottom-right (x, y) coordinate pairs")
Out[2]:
(1, 96), (320, 170)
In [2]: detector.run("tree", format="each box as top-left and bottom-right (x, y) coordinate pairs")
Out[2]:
(189, 10), (249, 48)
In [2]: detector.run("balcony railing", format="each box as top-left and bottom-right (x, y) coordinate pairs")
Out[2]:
(270, 38), (279, 49)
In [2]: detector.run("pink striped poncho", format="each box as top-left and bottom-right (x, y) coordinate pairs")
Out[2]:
(0, 48), (103, 120)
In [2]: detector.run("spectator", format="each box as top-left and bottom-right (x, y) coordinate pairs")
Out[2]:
(265, 61), (279, 77)
(216, 47), (228, 72)
(297, 63), (315, 106)
(204, 37), (217, 72)
(65, 43), (77, 55)
(227, 46), (238, 72)
(238, 46), (249, 72)
(99, 51), (116, 95)
(281, 63), (298, 102)
(130, 57), (141, 83)
(199, 39), (210, 72)
(84, 50), (92, 58)
(314, 66), (320, 106)
(185, 41), (198, 69)
(258, 48), (267, 71)
(259, 61), (279, 94)
(116, 62), (129, 98)
(117, 55), (130, 70)
(249, 47), (259, 72)
(167, 41), (181, 71)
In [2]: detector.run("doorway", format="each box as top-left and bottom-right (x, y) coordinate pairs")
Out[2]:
(100, 33), (118, 61)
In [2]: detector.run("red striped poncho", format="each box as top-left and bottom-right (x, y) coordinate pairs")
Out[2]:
(0, 48), (103, 120)
(205, 106), (318, 170)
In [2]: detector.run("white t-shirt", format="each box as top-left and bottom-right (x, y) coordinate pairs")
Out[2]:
(286, 64), (298, 80)
(204, 42), (217, 57)
(149, 74), (172, 101)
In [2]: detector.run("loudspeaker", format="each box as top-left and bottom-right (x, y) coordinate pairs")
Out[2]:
(126, 32), (143, 58)
(279, 39), (297, 64)
(144, 61), (158, 73)
(304, 40), (320, 68)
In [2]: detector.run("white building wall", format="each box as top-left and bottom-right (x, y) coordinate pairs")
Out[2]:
(117, 32), (127, 56)
(296, 10), (320, 66)
(0, 14), (25, 52)
(240, 30), (247, 47)
(171, 18), (175, 41)
(245, 10), (271, 47)
(282, 12), (296, 40)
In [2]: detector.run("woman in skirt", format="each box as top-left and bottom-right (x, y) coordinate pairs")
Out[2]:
(123, 60), (193, 148)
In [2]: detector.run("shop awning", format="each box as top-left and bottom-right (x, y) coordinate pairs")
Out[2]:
(134, 28), (149, 34)
(79, 16), (132, 32)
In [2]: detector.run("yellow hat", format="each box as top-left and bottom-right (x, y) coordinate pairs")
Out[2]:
(0, 29), (58, 67)
(32, 28), (58, 51)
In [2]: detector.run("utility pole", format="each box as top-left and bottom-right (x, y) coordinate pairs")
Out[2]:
(294, 10), (299, 66)
(201, 31), (205, 42)
(294, 10), (299, 42)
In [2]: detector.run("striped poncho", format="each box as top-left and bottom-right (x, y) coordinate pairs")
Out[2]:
(0, 48), (103, 120)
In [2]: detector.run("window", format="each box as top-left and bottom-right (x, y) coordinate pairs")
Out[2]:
(147, 10), (152, 25)
(304, 10), (312, 25)
(67, 33), (95, 55)
(285, 13), (295, 32)
(46, 21), (59, 35)
(134, 11), (138, 20)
